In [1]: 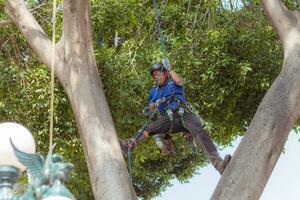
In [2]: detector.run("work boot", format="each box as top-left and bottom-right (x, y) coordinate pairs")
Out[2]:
(161, 137), (175, 155)
(213, 154), (231, 175)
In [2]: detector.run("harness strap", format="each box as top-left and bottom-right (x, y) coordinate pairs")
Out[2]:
(182, 104), (206, 155)
(165, 100), (204, 156)
(184, 131), (200, 155)
(166, 108), (173, 134)
(178, 106), (185, 128)
(163, 95), (187, 134)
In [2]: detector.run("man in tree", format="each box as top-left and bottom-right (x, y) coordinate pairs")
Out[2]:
(121, 59), (231, 175)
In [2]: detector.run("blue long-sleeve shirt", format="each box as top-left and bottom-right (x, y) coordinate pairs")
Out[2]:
(148, 80), (187, 114)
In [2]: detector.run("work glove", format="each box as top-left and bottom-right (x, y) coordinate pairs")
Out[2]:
(127, 138), (137, 149)
(162, 57), (171, 71)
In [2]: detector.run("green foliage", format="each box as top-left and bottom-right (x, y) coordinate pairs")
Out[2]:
(0, 2), (90, 196)
(92, 0), (284, 198)
(0, 0), (295, 199)
(0, 61), (93, 199)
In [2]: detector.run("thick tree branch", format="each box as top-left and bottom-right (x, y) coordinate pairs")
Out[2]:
(212, 44), (300, 200)
(60, 1), (137, 199)
(63, 0), (94, 58)
(4, 0), (62, 70)
(261, 0), (296, 41)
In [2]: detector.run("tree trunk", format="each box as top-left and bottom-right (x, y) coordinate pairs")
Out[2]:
(62, 57), (136, 200)
(5, 0), (137, 199)
(211, 1), (300, 199)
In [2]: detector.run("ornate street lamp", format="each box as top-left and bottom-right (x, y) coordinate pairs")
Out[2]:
(0, 122), (75, 200)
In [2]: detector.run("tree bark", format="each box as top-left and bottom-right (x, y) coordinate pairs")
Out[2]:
(5, 0), (137, 199)
(261, 0), (296, 43)
(211, 0), (300, 199)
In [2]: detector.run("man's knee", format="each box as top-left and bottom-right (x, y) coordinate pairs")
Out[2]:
(143, 130), (150, 137)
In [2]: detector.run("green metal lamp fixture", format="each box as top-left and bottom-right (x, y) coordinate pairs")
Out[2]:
(0, 122), (75, 200)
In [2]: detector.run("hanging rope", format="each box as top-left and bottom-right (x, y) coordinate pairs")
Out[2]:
(152, 0), (167, 58)
(127, 100), (162, 181)
(127, 1), (171, 181)
(49, 0), (57, 150)
(127, 149), (132, 181)
(153, 0), (172, 87)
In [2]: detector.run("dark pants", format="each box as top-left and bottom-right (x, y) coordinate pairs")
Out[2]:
(145, 110), (221, 163)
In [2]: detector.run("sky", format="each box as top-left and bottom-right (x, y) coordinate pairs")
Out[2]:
(154, 131), (300, 200)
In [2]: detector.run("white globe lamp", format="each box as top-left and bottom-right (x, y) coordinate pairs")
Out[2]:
(0, 122), (75, 200)
(0, 122), (36, 171)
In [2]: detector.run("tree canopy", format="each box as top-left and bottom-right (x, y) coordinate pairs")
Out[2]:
(0, 0), (299, 199)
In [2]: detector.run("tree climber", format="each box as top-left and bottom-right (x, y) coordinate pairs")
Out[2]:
(120, 58), (231, 175)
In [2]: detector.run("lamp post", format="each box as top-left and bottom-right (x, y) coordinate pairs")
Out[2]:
(0, 122), (75, 200)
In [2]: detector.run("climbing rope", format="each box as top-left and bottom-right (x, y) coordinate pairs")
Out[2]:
(49, 0), (57, 150)
(127, 98), (166, 180)
(127, 148), (132, 181)
(152, 0), (167, 58)
(151, 0), (172, 98)
(127, 0), (173, 180)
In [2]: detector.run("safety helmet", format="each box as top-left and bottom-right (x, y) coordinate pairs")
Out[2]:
(149, 62), (165, 75)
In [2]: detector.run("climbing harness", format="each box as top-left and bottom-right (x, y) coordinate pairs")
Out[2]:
(162, 88), (188, 135)
(132, 97), (167, 142)
(165, 108), (174, 133)
(178, 106), (185, 127)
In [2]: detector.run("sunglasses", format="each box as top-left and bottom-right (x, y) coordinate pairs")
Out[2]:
(152, 70), (164, 78)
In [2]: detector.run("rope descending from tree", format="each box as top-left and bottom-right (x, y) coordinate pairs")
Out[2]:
(128, 148), (132, 181)
(127, 99), (163, 181)
(49, 0), (57, 150)
(152, 0), (172, 84)
(148, 0), (172, 104)
(127, 0), (172, 181)
(152, 0), (167, 59)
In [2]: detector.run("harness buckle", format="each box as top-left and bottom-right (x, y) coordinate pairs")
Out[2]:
(178, 107), (185, 116)
(166, 108), (173, 121)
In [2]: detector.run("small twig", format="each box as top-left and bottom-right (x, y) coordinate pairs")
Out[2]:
(0, 2), (47, 27)
(190, 0), (202, 33)
(0, 19), (12, 26)
(29, 1), (48, 12)
(32, 10), (52, 25)
(12, 35), (21, 64)
(187, 0), (192, 13)
(1, 36), (12, 49)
